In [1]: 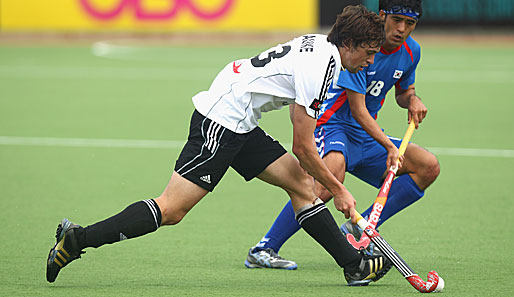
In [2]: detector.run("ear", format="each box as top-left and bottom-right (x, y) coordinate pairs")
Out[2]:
(379, 10), (386, 19)
(343, 39), (353, 51)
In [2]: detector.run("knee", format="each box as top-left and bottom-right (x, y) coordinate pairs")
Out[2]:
(156, 199), (190, 226)
(287, 174), (316, 199)
(422, 154), (440, 184)
(160, 208), (187, 225)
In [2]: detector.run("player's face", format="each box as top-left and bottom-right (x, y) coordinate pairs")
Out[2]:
(340, 45), (381, 73)
(380, 11), (417, 50)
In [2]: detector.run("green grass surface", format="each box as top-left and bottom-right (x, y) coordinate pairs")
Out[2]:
(1, 38), (514, 296)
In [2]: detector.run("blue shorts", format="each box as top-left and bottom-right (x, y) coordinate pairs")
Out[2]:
(315, 124), (402, 188)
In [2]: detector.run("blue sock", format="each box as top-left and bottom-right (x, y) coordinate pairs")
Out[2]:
(361, 174), (424, 229)
(255, 200), (301, 253)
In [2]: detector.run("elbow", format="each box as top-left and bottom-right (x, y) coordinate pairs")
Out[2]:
(351, 110), (370, 124)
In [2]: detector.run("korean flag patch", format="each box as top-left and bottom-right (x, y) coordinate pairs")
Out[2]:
(393, 70), (403, 79)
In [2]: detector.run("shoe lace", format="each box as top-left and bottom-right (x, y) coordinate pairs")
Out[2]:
(55, 223), (86, 258)
(360, 250), (376, 260)
(55, 225), (63, 239)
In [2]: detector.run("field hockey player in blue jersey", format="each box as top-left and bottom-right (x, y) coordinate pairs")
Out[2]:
(245, 0), (440, 285)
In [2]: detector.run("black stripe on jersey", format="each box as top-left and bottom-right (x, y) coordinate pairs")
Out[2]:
(318, 56), (336, 102)
(310, 56), (335, 118)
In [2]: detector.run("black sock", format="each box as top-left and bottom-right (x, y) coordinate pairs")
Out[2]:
(75, 199), (162, 249)
(296, 201), (361, 271)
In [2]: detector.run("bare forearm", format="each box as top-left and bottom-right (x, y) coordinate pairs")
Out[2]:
(347, 90), (395, 150)
(353, 107), (395, 150)
(396, 85), (426, 127)
(395, 87), (416, 109)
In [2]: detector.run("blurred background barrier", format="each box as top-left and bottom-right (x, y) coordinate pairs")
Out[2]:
(2, 0), (514, 33)
(0, 0), (317, 31)
(321, 0), (514, 28)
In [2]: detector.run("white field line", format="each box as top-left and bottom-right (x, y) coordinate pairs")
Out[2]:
(0, 41), (511, 83)
(426, 147), (514, 158)
(0, 136), (513, 158)
(0, 64), (511, 83)
(91, 41), (512, 84)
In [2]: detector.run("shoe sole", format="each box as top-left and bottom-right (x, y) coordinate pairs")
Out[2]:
(244, 260), (297, 270)
(346, 280), (371, 287)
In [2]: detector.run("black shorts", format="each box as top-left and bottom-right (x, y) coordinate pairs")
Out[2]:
(174, 110), (287, 191)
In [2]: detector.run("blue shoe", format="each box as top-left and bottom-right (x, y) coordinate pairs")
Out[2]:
(341, 220), (363, 241)
(244, 247), (297, 270)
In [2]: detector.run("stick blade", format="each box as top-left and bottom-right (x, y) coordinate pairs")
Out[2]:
(346, 233), (371, 250)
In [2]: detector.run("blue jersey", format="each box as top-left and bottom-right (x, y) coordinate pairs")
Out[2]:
(317, 36), (421, 132)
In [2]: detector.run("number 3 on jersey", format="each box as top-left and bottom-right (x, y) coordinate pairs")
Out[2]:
(367, 80), (384, 96)
(251, 45), (291, 67)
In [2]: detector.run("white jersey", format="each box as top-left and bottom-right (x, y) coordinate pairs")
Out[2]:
(192, 34), (343, 133)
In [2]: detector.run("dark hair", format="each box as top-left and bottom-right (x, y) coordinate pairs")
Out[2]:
(327, 5), (385, 50)
(379, 0), (423, 18)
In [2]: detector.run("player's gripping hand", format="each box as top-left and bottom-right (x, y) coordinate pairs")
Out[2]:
(385, 144), (400, 170)
(333, 186), (356, 220)
(407, 95), (427, 129)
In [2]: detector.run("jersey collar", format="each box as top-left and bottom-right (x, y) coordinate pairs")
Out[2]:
(380, 44), (402, 55)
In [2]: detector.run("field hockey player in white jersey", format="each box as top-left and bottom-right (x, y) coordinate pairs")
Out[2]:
(46, 5), (388, 287)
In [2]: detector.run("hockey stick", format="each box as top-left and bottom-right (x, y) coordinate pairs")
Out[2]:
(354, 212), (445, 293)
(347, 121), (416, 250)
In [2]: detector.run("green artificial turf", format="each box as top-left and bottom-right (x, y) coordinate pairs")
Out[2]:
(0, 37), (513, 296)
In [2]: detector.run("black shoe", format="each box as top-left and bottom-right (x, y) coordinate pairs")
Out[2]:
(344, 252), (391, 286)
(369, 247), (393, 282)
(46, 218), (84, 283)
(341, 220), (393, 281)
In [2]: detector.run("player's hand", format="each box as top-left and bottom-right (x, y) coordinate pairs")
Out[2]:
(333, 188), (356, 219)
(350, 208), (360, 225)
(407, 95), (427, 129)
(386, 144), (400, 169)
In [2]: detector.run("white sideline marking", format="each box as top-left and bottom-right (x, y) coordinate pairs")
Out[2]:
(0, 64), (510, 83)
(0, 41), (512, 84)
(91, 41), (174, 62)
(426, 147), (514, 158)
(0, 136), (513, 158)
(0, 63), (511, 84)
